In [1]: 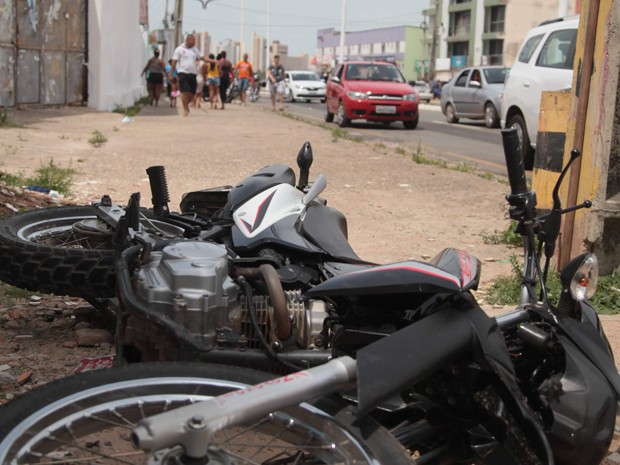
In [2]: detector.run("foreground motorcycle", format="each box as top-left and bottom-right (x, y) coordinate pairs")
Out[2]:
(0, 129), (619, 464)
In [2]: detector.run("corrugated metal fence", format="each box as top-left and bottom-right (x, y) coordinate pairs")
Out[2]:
(0, 0), (87, 107)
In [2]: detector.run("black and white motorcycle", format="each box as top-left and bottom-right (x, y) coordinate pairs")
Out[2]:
(0, 130), (618, 465)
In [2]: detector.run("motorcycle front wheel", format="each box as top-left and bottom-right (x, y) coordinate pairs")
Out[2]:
(0, 206), (167, 300)
(0, 363), (414, 465)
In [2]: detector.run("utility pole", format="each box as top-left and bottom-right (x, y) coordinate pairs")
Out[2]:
(266, 0), (271, 73)
(173, 0), (183, 47)
(338, 0), (347, 65)
(428, 0), (439, 81)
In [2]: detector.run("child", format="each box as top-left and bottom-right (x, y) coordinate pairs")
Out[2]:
(170, 77), (179, 108)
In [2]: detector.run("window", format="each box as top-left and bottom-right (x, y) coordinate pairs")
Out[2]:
(449, 11), (471, 36)
(454, 69), (470, 87)
(483, 39), (504, 65)
(449, 41), (469, 56)
(485, 6), (505, 33)
(517, 34), (544, 63)
(536, 29), (577, 69)
(449, 0), (470, 4)
(483, 67), (509, 84)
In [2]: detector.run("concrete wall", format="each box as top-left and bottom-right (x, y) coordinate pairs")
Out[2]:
(88, 0), (147, 111)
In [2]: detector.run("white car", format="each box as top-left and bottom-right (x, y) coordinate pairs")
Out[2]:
(285, 71), (326, 103)
(500, 16), (578, 168)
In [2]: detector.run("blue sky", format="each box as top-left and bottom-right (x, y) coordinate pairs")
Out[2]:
(148, 0), (428, 56)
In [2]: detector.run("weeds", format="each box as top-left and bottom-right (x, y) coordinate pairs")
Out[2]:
(2, 159), (76, 195)
(89, 130), (107, 147)
(113, 96), (151, 117)
(592, 273), (620, 314)
(482, 220), (521, 246)
(0, 108), (24, 128)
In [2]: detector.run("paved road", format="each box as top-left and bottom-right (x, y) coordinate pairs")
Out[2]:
(255, 96), (509, 176)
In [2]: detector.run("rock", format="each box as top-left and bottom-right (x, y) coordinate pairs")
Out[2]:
(30, 295), (42, 302)
(51, 318), (76, 329)
(16, 370), (33, 385)
(74, 321), (92, 330)
(0, 372), (16, 385)
(603, 452), (620, 464)
(63, 341), (78, 348)
(0, 364), (11, 372)
(75, 328), (113, 347)
(3, 320), (21, 330)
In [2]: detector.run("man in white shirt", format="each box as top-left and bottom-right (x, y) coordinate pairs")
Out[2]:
(171, 34), (212, 116)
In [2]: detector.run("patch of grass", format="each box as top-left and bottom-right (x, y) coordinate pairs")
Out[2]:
(113, 96), (151, 117)
(27, 159), (76, 195)
(0, 108), (24, 129)
(453, 162), (476, 174)
(331, 128), (347, 142)
(485, 255), (524, 305)
(3, 159), (76, 195)
(482, 220), (521, 246)
(0, 282), (36, 300)
(592, 273), (620, 315)
(395, 146), (407, 156)
(88, 130), (107, 147)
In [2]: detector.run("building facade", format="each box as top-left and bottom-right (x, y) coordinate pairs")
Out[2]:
(315, 0), (581, 82)
(315, 26), (426, 81)
(423, 0), (580, 80)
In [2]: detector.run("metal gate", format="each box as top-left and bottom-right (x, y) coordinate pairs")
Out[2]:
(0, 0), (87, 107)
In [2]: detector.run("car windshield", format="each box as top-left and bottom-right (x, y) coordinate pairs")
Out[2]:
(345, 64), (405, 83)
(292, 72), (320, 81)
(483, 67), (510, 84)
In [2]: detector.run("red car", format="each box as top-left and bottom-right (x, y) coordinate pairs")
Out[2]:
(325, 61), (420, 129)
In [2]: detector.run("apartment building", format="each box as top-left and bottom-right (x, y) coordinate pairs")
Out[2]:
(424, 0), (580, 80)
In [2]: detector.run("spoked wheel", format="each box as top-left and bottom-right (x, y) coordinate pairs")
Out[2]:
(0, 206), (172, 299)
(0, 363), (414, 465)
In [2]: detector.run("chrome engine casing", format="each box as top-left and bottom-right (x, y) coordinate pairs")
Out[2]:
(133, 241), (328, 350)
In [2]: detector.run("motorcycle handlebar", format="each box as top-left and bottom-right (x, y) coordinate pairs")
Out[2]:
(501, 128), (529, 197)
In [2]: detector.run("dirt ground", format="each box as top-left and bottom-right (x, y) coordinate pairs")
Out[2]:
(0, 103), (619, 457)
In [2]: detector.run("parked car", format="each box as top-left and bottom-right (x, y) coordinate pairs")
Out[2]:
(409, 80), (432, 103)
(501, 16), (579, 168)
(440, 66), (509, 128)
(284, 71), (326, 103)
(325, 61), (420, 129)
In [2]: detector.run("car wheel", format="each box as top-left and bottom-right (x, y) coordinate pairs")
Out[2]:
(336, 101), (351, 127)
(320, 98), (326, 103)
(507, 114), (535, 170)
(445, 104), (459, 124)
(484, 103), (499, 128)
(403, 118), (418, 130)
(325, 105), (334, 123)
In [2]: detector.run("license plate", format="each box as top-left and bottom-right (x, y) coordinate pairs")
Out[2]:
(376, 105), (396, 114)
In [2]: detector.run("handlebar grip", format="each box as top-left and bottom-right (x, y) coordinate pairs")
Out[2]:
(501, 128), (529, 196)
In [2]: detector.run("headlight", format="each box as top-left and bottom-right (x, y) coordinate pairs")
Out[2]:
(403, 93), (419, 102)
(562, 253), (599, 301)
(347, 91), (369, 99)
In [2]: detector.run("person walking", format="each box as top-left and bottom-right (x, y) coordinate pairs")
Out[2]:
(141, 49), (167, 106)
(170, 34), (212, 116)
(218, 51), (233, 110)
(234, 53), (253, 106)
(193, 58), (206, 109)
(205, 54), (220, 110)
(267, 55), (285, 111)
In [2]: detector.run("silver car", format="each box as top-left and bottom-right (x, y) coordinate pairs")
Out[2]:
(440, 66), (509, 128)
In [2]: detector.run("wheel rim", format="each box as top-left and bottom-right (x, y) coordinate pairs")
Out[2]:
(446, 104), (454, 121)
(16, 213), (181, 250)
(0, 377), (377, 464)
(510, 121), (524, 151)
(485, 105), (496, 126)
(337, 103), (345, 124)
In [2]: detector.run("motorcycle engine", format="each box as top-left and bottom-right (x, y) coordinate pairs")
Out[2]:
(132, 241), (327, 351)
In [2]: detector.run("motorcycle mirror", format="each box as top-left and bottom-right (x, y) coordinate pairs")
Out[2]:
(296, 142), (313, 190)
(302, 173), (327, 205)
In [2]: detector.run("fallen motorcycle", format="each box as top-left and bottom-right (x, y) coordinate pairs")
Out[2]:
(0, 130), (619, 465)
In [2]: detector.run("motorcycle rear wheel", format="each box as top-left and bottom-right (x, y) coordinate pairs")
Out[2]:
(0, 206), (161, 299)
(0, 363), (414, 465)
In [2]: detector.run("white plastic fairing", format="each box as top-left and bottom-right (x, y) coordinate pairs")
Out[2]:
(233, 184), (305, 238)
(570, 254), (599, 301)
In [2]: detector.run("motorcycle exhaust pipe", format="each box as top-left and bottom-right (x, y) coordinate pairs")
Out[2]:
(146, 165), (171, 217)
